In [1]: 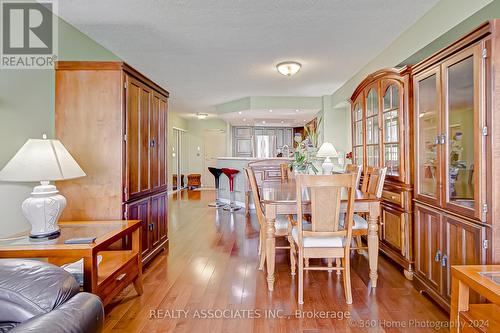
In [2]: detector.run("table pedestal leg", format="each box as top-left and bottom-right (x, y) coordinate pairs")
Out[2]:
(367, 203), (380, 288)
(265, 205), (276, 291)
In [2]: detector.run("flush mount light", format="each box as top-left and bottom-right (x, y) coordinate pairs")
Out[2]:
(276, 61), (302, 76)
(196, 113), (208, 120)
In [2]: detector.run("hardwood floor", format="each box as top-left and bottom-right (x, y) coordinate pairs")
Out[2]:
(103, 189), (448, 332)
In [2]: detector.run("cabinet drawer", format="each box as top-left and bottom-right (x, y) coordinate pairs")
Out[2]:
(382, 189), (403, 206)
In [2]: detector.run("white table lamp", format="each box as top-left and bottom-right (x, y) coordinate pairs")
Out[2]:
(0, 135), (85, 238)
(317, 142), (338, 175)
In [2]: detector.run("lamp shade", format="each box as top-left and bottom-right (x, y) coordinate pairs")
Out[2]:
(316, 142), (338, 158)
(0, 138), (85, 182)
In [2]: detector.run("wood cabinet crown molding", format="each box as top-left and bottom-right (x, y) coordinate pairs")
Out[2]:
(56, 61), (170, 97)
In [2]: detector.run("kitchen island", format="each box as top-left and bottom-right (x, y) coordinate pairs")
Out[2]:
(216, 157), (293, 210)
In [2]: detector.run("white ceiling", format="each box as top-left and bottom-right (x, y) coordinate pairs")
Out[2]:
(219, 108), (319, 127)
(58, 0), (439, 115)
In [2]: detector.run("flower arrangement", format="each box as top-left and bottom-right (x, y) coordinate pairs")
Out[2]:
(290, 116), (323, 174)
(290, 137), (318, 174)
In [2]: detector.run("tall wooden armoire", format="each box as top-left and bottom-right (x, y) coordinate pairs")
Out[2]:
(55, 61), (169, 265)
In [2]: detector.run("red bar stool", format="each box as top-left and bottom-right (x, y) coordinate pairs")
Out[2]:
(221, 168), (241, 212)
(208, 167), (224, 207)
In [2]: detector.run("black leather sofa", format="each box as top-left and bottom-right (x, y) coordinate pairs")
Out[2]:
(0, 259), (104, 333)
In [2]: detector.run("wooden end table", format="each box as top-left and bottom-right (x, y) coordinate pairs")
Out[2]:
(0, 220), (143, 306)
(450, 265), (500, 333)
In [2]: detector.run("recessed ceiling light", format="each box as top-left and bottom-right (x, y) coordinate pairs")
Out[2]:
(196, 113), (208, 120)
(295, 109), (299, 112)
(281, 120), (284, 124)
(269, 109), (273, 113)
(303, 119), (306, 122)
(262, 120), (266, 124)
(276, 61), (302, 77)
(238, 111), (242, 115)
(243, 118), (246, 122)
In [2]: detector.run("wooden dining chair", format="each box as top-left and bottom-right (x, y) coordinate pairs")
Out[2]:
(289, 173), (357, 304)
(244, 159), (290, 215)
(245, 168), (293, 271)
(345, 164), (362, 189)
(350, 166), (387, 251)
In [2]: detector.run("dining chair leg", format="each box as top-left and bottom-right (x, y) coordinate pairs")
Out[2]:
(298, 248), (304, 305)
(327, 258), (333, 273)
(288, 235), (296, 276)
(259, 230), (266, 270)
(336, 258), (342, 276)
(342, 257), (353, 304)
(356, 236), (363, 254)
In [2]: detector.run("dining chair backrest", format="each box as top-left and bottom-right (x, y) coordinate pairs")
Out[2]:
(247, 159), (291, 187)
(360, 166), (387, 198)
(345, 164), (362, 189)
(245, 168), (265, 228)
(295, 174), (357, 246)
(280, 163), (290, 181)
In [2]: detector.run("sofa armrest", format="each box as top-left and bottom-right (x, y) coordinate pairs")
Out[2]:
(9, 293), (104, 333)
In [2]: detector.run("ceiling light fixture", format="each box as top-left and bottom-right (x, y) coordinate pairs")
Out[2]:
(196, 113), (208, 120)
(276, 61), (302, 77)
(243, 118), (246, 122)
(262, 120), (266, 124)
(269, 109), (273, 113)
(295, 109), (299, 112)
(238, 111), (242, 115)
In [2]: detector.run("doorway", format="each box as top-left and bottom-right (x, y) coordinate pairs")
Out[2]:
(203, 129), (227, 187)
(169, 128), (188, 193)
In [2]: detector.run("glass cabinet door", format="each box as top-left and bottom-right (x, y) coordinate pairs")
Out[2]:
(365, 87), (380, 167)
(415, 69), (441, 205)
(382, 83), (401, 177)
(352, 99), (364, 166)
(442, 46), (483, 220)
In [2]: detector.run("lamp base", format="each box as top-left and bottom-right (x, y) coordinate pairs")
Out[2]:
(22, 181), (66, 239)
(29, 229), (61, 240)
(321, 157), (334, 175)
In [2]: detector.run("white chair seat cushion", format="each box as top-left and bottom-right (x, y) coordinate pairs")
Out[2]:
(291, 226), (344, 248)
(339, 214), (368, 230)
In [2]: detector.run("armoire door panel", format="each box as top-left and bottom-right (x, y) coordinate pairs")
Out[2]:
(150, 94), (160, 189)
(414, 204), (443, 293)
(126, 197), (150, 257)
(151, 193), (167, 248)
(139, 86), (151, 194)
(126, 77), (142, 200)
(158, 96), (168, 188)
(442, 214), (485, 301)
(441, 44), (485, 221)
(414, 68), (442, 207)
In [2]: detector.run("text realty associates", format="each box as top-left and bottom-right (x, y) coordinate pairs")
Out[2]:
(149, 309), (351, 320)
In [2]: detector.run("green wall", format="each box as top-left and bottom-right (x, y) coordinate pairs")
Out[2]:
(0, 17), (119, 237)
(187, 118), (228, 177)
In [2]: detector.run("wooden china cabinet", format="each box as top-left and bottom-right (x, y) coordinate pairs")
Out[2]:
(350, 67), (414, 279)
(412, 21), (500, 311)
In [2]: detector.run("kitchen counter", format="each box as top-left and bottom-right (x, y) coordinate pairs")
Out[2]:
(216, 157), (292, 209)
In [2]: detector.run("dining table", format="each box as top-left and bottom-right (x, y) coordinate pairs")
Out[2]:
(259, 179), (381, 292)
